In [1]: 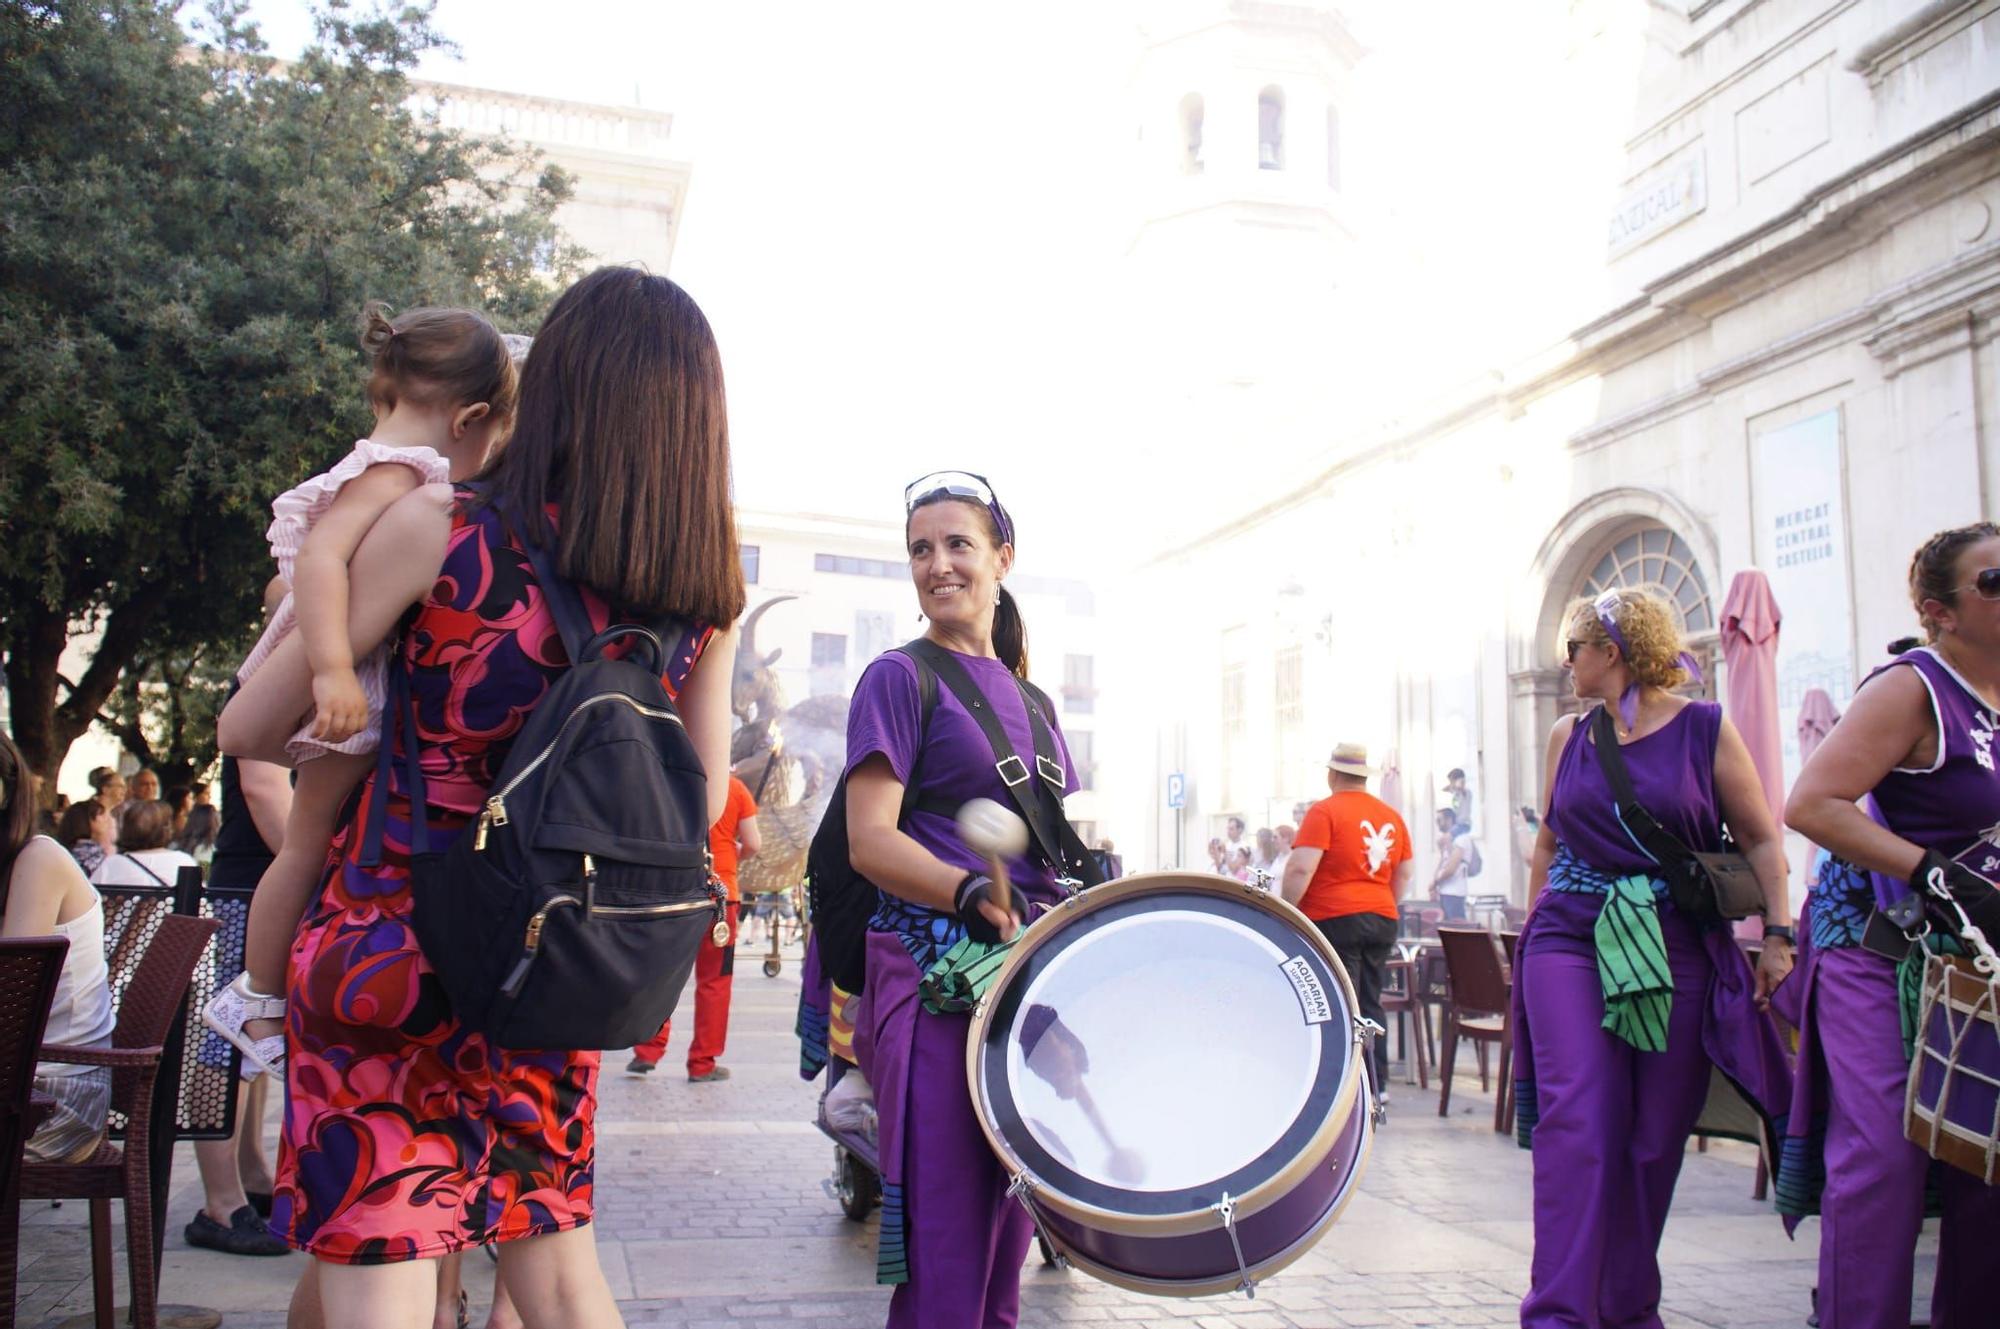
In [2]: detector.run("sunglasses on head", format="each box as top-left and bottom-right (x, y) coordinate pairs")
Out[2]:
(1953, 567), (2000, 601)
(903, 469), (1015, 546)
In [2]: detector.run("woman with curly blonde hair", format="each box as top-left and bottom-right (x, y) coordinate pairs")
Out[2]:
(1513, 587), (1794, 1327)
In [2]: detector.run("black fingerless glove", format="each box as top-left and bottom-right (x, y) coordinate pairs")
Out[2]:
(954, 872), (1016, 945)
(1910, 850), (2000, 942)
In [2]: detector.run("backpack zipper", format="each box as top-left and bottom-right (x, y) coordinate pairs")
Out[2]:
(500, 893), (581, 996)
(580, 854), (719, 921)
(474, 694), (686, 851)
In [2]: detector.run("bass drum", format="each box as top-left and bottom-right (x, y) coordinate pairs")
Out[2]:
(967, 871), (1375, 1298)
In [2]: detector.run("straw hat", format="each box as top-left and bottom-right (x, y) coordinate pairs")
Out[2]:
(1326, 742), (1378, 778)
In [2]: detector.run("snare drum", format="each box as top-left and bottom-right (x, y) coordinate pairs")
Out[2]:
(967, 871), (1375, 1298)
(1905, 949), (2000, 1185)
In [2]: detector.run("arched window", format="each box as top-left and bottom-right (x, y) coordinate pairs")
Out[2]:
(1325, 105), (1341, 190)
(1579, 526), (1715, 635)
(1257, 86), (1285, 171)
(1179, 93), (1205, 174)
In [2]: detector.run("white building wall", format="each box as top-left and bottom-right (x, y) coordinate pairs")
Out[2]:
(734, 511), (1105, 838)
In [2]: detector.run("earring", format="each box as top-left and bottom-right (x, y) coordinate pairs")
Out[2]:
(993, 584), (1002, 607)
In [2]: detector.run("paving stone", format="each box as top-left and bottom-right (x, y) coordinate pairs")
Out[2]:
(9, 948), (1940, 1328)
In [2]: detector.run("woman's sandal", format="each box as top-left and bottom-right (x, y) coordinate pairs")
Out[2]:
(200, 972), (288, 1078)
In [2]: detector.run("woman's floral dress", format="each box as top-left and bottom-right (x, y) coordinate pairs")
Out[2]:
(272, 493), (712, 1263)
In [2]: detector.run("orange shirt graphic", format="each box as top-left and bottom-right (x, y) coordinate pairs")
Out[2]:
(708, 775), (758, 903)
(1294, 790), (1412, 922)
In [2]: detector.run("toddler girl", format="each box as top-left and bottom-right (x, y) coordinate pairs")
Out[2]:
(203, 303), (518, 1076)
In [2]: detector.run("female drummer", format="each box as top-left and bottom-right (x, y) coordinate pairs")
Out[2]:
(1516, 587), (1793, 1328)
(846, 471), (1083, 1329)
(1783, 522), (2000, 1329)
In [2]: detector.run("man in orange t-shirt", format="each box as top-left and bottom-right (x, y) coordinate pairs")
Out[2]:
(1281, 742), (1413, 1102)
(628, 774), (761, 1081)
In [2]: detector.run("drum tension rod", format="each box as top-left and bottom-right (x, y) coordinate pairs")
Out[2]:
(1006, 1173), (1069, 1271)
(1211, 1191), (1257, 1299)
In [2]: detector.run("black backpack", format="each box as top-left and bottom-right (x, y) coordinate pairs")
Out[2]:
(805, 640), (1103, 995)
(806, 646), (939, 995)
(367, 517), (723, 1050)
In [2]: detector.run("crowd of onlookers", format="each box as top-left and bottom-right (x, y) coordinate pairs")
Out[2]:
(1199, 768), (1489, 911)
(48, 764), (220, 881)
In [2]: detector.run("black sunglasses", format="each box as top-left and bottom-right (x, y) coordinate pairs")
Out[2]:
(1564, 638), (1589, 662)
(1951, 567), (2000, 601)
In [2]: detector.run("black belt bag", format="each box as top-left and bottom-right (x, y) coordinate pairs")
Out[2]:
(1591, 707), (1763, 927)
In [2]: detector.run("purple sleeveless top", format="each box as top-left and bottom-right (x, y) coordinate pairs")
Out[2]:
(1546, 701), (1725, 878)
(1865, 647), (2000, 885)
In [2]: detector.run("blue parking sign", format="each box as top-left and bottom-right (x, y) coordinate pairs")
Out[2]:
(1166, 772), (1186, 809)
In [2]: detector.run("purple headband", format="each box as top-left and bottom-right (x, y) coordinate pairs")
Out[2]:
(1593, 591), (1702, 731)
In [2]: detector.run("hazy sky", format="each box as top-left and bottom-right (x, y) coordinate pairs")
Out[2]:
(234, 2), (1626, 572)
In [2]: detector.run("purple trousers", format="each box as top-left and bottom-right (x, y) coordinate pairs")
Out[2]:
(1812, 948), (2000, 1329)
(1518, 910), (1714, 1328)
(866, 934), (1034, 1329)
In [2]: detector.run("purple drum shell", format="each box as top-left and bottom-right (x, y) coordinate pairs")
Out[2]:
(1033, 1084), (1372, 1293)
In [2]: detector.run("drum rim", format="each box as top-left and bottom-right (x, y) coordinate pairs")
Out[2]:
(966, 869), (1367, 1238)
(1034, 1080), (1376, 1298)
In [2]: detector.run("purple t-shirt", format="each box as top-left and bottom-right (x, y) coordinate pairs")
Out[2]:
(1546, 701), (1724, 878)
(844, 647), (1081, 911)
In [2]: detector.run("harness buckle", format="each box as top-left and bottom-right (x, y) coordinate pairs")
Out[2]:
(1036, 753), (1065, 786)
(995, 755), (1030, 788)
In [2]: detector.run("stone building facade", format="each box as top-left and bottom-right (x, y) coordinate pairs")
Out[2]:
(1100, 0), (2000, 903)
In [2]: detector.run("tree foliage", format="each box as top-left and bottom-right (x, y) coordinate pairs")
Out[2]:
(0, 0), (583, 790)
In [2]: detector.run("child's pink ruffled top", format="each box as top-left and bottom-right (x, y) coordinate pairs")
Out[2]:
(265, 439), (450, 583)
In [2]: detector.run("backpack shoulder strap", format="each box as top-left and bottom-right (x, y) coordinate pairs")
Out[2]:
(520, 528), (593, 664)
(889, 644), (941, 823)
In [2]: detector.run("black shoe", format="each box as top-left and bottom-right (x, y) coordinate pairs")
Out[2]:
(689, 1064), (731, 1083)
(625, 1056), (656, 1075)
(185, 1204), (289, 1256)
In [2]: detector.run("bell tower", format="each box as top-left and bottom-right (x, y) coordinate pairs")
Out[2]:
(1123, 1), (1363, 428)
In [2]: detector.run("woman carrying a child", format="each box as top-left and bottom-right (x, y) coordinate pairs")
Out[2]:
(219, 268), (743, 1329)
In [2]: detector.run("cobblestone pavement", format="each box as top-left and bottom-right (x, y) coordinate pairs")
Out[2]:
(16, 939), (1933, 1328)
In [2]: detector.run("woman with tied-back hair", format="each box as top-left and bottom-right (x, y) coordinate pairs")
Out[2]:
(0, 731), (117, 1165)
(1782, 522), (2000, 1329)
(837, 472), (1094, 1328)
(218, 267), (743, 1329)
(1513, 587), (1793, 1328)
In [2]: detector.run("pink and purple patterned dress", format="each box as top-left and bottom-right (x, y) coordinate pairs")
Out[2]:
(272, 492), (711, 1264)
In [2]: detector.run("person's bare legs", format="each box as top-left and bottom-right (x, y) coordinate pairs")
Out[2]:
(434, 1252), (467, 1329)
(238, 1074), (274, 1195)
(315, 1256), (440, 1329)
(193, 1079), (267, 1224)
(237, 753), (374, 1041)
(494, 1227), (622, 1329)
(288, 1263), (322, 1329)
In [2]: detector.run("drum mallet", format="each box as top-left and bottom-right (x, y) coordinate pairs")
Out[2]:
(957, 797), (1026, 920)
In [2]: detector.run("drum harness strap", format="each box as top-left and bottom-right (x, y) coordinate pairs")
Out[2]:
(903, 640), (1104, 896)
(1004, 1173), (1070, 1274)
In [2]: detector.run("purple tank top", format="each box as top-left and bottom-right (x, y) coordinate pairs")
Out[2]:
(1546, 701), (1724, 878)
(1866, 648), (2000, 884)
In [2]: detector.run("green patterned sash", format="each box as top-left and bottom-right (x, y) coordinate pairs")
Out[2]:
(920, 935), (1017, 1014)
(1594, 874), (1674, 1051)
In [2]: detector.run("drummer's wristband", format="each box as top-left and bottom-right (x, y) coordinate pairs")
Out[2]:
(954, 872), (1009, 944)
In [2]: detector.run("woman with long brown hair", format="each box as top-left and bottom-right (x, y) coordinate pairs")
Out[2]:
(220, 266), (743, 1329)
(0, 732), (118, 1164)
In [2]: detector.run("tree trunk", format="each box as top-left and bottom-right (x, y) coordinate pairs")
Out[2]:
(4, 581), (170, 795)
(3, 601), (70, 793)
